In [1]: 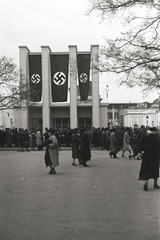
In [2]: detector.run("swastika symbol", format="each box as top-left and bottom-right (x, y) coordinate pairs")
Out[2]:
(31, 74), (41, 84)
(80, 73), (88, 83)
(53, 72), (66, 85)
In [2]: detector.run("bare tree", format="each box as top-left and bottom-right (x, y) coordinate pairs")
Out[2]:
(0, 56), (31, 111)
(88, 0), (160, 94)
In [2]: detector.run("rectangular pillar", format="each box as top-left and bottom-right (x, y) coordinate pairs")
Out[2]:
(69, 45), (77, 129)
(91, 45), (100, 128)
(18, 46), (30, 129)
(41, 46), (51, 132)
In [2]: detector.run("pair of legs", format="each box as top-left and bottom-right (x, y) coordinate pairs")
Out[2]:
(72, 158), (89, 166)
(49, 165), (56, 174)
(133, 152), (141, 160)
(122, 150), (133, 159)
(17, 145), (24, 152)
(72, 158), (79, 166)
(109, 152), (118, 158)
(82, 160), (89, 167)
(144, 178), (160, 191)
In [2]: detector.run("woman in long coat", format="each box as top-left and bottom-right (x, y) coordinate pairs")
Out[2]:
(138, 127), (160, 191)
(109, 128), (119, 158)
(45, 128), (59, 174)
(121, 128), (133, 159)
(36, 129), (43, 150)
(80, 128), (91, 167)
(71, 128), (81, 166)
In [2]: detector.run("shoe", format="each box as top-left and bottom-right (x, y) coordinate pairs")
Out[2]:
(109, 153), (112, 158)
(49, 169), (56, 174)
(72, 163), (77, 166)
(121, 155), (125, 157)
(153, 185), (160, 189)
(83, 164), (89, 167)
(144, 183), (148, 191)
(129, 155), (133, 160)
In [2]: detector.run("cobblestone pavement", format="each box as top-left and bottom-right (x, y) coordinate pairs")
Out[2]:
(0, 149), (160, 240)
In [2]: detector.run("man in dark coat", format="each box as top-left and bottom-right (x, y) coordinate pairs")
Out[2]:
(71, 128), (81, 166)
(138, 127), (160, 191)
(109, 128), (119, 158)
(80, 128), (91, 167)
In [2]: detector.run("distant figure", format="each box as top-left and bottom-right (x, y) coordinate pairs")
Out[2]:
(45, 128), (59, 174)
(17, 128), (24, 152)
(121, 128), (133, 159)
(30, 129), (37, 150)
(71, 128), (81, 166)
(80, 128), (91, 167)
(43, 127), (49, 147)
(36, 129), (43, 150)
(109, 128), (119, 158)
(23, 129), (30, 151)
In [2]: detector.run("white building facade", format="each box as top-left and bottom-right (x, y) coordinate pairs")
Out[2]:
(14, 45), (109, 132)
(123, 99), (160, 128)
(0, 109), (14, 129)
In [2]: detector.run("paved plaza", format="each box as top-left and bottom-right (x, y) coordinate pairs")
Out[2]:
(0, 149), (160, 240)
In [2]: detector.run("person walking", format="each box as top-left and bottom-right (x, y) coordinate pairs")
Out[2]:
(121, 127), (133, 159)
(43, 127), (49, 147)
(80, 128), (91, 167)
(36, 129), (43, 150)
(44, 128), (59, 174)
(71, 128), (81, 166)
(6, 128), (12, 147)
(109, 128), (119, 158)
(138, 127), (160, 191)
(132, 132), (141, 159)
(105, 128), (110, 151)
(30, 129), (37, 150)
(101, 128), (106, 150)
(23, 129), (30, 151)
(17, 128), (24, 152)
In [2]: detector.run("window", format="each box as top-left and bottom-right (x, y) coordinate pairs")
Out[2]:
(52, 118), (70, 129)
(78, 118), (92, 129)
(31, 118), (42, 130)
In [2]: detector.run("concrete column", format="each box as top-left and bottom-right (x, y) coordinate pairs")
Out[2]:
(41, 46), (51, 132)
(91, 45), (99, 128)
(18, 46), (30, 129)
(69, 45), (77, 129)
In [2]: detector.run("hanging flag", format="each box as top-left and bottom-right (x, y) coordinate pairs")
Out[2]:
(29, 55), (42, 102)
(77, 54), (91, 101)
(50, 54), (69, 102)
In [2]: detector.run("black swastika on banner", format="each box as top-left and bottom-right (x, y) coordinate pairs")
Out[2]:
(31, 74), (41, 84)
(80, 73), (88, 83)
(53, 72), (66, 85)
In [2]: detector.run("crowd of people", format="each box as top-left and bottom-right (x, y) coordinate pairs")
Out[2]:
(0, 125), (159, 156)
(0, 125), (160, 191)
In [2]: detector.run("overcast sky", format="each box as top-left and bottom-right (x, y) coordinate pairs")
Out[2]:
(0, 0), (158, 103)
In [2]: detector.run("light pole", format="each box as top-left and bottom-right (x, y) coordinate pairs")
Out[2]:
(105, 85), (109, 127)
